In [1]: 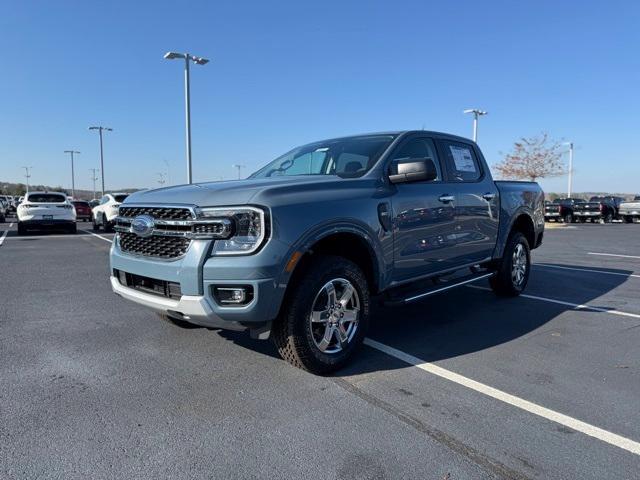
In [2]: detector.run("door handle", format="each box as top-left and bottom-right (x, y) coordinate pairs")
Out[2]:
(482, 192), (496, 201)
(438, 194), (455, 203)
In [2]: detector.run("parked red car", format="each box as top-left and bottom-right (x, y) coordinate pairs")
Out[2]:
(72, 200), (92, 222)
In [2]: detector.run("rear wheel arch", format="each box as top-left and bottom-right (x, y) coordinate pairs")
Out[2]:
(509, 213), (536, 249)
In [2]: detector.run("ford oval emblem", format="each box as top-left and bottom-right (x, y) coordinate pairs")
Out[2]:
(131, 215), (155, 238)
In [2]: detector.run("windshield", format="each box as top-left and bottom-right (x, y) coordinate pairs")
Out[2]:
(27, 193), (66, 203)
(250, 135), (396, 179)
(113, 194), (129, 202)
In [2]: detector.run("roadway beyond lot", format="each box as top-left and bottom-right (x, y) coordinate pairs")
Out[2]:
(1, 221), (639, 479)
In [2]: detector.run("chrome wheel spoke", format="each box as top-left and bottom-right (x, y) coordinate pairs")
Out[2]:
(335, 324), (348, 348)
(325, 283), (338, 309)
(338, 283), (354, 307)
(341, 309), (358, 323)
(317, 325), (334, 352)
(311, 310), (329, 323)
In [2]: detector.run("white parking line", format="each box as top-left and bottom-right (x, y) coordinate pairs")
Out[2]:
(535, 263), (640, 279)
(364, 338), (640, 456)
(588, 252), (640, 260)
(467, 285), (640, 320)
(0, 229), (8, 247)
(81, 230), (113, 243)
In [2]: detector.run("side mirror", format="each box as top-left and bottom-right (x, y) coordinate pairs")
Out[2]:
(388, 157), (437, 184)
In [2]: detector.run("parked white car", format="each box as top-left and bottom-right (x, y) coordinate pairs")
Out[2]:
(92, 193), (129, 232)
(17, 191), (77, 235)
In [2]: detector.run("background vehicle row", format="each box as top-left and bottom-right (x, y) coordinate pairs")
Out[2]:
(544, 196), (639, 223)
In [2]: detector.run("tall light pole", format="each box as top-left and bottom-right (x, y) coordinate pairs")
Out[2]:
(89, 168), (99, 200)
(89, 126), (112, 197)
(64, 150), (80, 199)
(233, 164), (246, 180)
(463, 109), (488, 143)
(164, 51), (210, 184)
(564, 142), (574, 198)
(22, 166), (32, 193)
(157, 172), (166, 186)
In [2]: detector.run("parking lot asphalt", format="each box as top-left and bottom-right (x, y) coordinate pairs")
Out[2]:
(1, 219), (639, 479)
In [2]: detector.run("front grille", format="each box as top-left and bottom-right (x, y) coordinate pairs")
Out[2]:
(119, 206), (193, 220)
(119, 232), (191, 259)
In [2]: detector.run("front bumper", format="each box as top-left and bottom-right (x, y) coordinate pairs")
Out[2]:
(109, 234), (291, 330)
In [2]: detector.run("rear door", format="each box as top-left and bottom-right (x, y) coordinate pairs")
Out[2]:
(436, 138), (499, 265)
(389, 135), (458, 282)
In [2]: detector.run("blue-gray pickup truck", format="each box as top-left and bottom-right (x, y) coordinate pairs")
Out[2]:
(110, 131), (544, 373)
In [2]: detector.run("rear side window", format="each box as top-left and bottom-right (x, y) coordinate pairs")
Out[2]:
(113, 194), (129, 202)
(440, 141), (481, 182)
(390, 137), (442, 181)
(27, 193), (66, 203)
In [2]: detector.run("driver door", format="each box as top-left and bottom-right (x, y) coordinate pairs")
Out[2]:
(389, 136), (458, 283)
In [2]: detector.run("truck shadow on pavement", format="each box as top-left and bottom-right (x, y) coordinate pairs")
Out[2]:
(217, 263), (633, 376)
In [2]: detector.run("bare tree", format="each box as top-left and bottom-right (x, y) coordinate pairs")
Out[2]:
(493, 133), (565, 181)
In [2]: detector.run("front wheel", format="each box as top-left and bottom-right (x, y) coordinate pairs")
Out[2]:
(563, 213), (573, 223)
(490, 232), (531, 297)
(272, 255), (370, 375)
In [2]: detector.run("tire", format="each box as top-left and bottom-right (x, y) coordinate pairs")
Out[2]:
(624, 216), (633, 224)
(563, 213), (573, 223)
(490, 232), (530, 297)
(68, 224), (77, 234)
(600, 212), (613, 224)
(17, 222), (25, 236)
(577, 217), (585, 223)
(92, 215), (100, 231)
(0, 214), (5, 223)
(103, 214), (113, 233)
(272, 255), (370, 375)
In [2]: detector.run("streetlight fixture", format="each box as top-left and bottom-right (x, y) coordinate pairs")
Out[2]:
(463, 109), (488, 143)
(89, 126), (112, 197)
(157, 172), (166, 186)
(64, 150), (80, 199)
(563, 142), (574, 198)
(164, 51), (210, 184)
(89, 168), (99, 200)
(233, 164), (246, 180)
(22, 166), (32, 193)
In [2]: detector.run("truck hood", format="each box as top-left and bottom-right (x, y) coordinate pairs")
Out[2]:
(124, 176), (347, 207)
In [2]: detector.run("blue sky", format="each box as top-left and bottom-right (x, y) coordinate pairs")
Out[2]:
(1, 0), (638, 194)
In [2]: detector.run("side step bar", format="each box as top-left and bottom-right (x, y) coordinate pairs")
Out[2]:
(383, 272), (495, 307)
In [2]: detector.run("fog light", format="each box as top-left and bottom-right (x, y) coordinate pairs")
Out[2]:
(212, 285), (254, 306)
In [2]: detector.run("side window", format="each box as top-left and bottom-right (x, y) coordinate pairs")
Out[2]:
(441, 141), (481, 182)
(390, 137), (442, 181)
(100, 196), (108, 205)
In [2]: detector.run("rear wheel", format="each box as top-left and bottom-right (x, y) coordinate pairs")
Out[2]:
(273, 255), (370, 375)
(17, 222), (26, 235)
(624, 216), (633, 224)
(68, 224), (77, 234)
(92, 215), (100, 231)
(563, 213), (573, 223)
(0, 213), (5, 223)
(490, 232), (530, 297)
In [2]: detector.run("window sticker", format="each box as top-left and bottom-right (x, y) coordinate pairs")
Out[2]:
(449, 145), (476, 172)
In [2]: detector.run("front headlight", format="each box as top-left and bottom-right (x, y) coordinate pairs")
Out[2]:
(199, 206), (268, 255)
